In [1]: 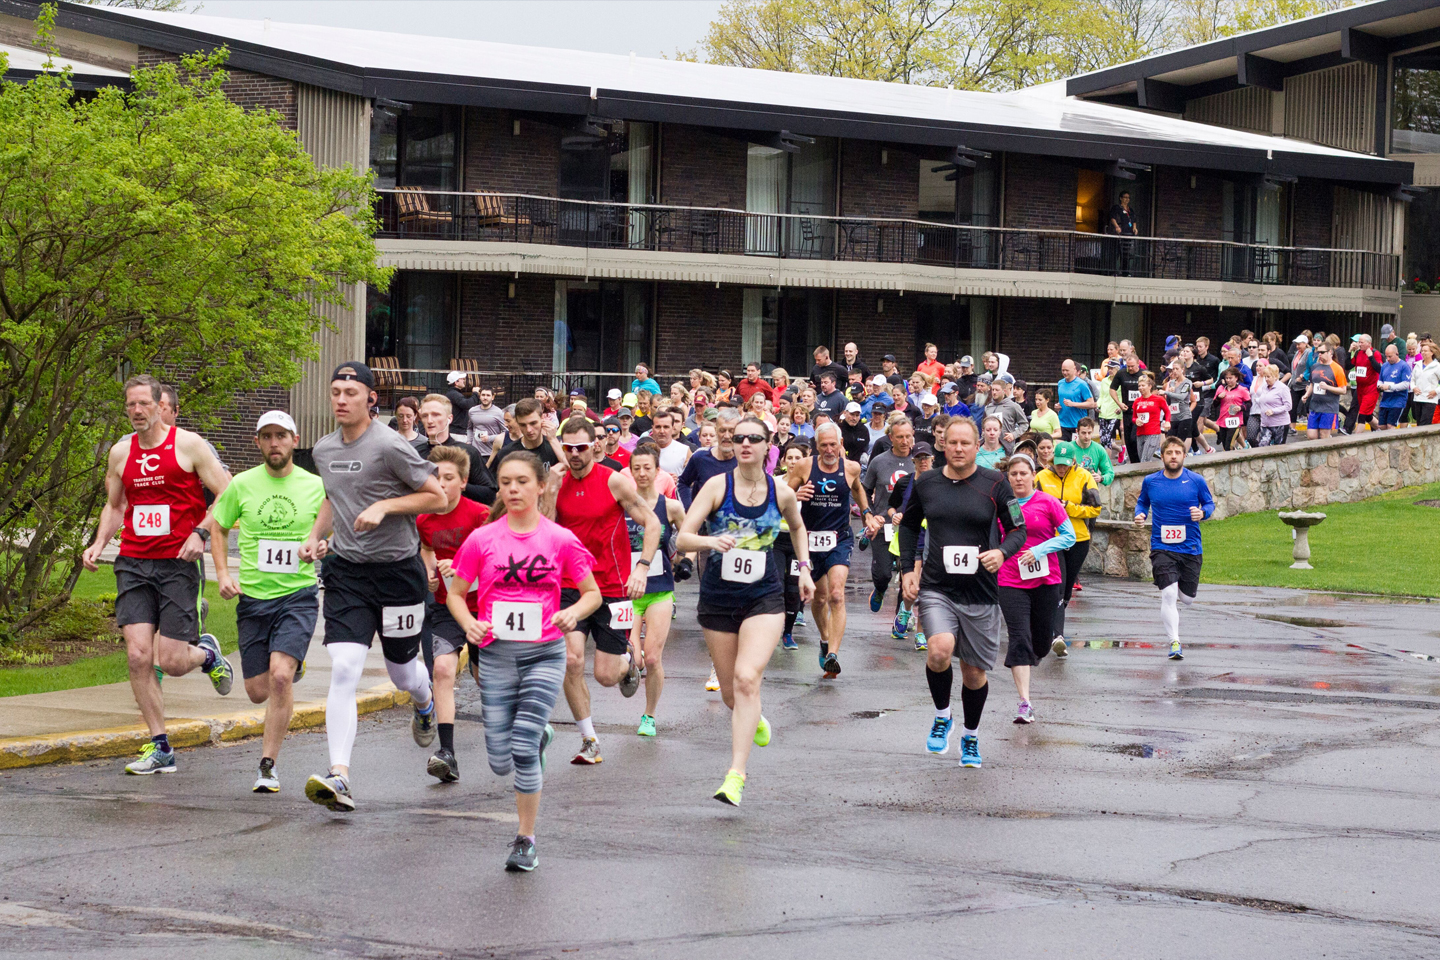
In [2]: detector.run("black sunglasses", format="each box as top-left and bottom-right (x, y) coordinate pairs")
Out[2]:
(733, 433), (768, 445)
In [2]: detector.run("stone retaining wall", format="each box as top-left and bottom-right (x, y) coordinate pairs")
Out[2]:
(1084, 425), (1440, 578)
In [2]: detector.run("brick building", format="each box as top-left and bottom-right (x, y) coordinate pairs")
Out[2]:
(6, 0), (1429, 463)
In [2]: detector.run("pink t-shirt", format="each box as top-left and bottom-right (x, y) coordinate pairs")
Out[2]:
(997, 491), (1069, 589)
(449, 515), (595, 646)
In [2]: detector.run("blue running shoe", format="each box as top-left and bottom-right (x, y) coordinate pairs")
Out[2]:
(891, 609), (910, 640)
(914, 630), (927, 651)
(926, 716), (953, 754)
(960, 734), (982, 768)
(817, 640), (828, 669)
(781, 632), (798, 651)
(1168, 640), (1184, 661)
(869, 587), (885, 613)
(794, 609), (807, 628)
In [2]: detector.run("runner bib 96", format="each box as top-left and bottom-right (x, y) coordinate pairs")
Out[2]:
(721, 548), (765, 583)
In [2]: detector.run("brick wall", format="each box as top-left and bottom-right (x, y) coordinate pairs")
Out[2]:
(997, 298), (1073, 380)
(660, 125), (747, 208)
(655, 282), (744, 370)
(840, 141), (918, 219)
(457, 274), (554, 370)
(1154, 166), (1224, 241)
(137, 47), (297, 130)
(836, 289), (915, 365)
(462, 108), (562, 195)
(1291, 180), (1334, 248)
(1003, 154), (1077, 230)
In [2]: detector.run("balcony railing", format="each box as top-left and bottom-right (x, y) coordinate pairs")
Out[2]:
(375, 189), (1400, 292)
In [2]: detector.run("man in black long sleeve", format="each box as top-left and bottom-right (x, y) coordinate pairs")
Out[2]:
(417, 394), (496, 506)
(443, 372), (480, 436)
(896, 418), (1025, 770)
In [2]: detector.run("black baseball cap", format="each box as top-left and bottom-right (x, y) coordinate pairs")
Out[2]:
(882, 353), (897, 362)
(331, 361), (375, 388)
(911, 441), (935, 457)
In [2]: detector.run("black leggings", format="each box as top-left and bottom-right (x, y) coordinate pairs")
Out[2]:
(778, 545), (802, 634)
(1052, 540), (1090, 640)
(1000, 582), (1062, 668)
(1413, 401), (1436, 428)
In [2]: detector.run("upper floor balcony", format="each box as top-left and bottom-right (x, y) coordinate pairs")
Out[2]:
(373, 189), (1402, 314)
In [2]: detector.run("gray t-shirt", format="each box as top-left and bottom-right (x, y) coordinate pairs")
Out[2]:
(467, 403), (507, 457)
(1164, 380), (1194, 421)
(862, 449), (916, 510)
(312, 421), (437, 563)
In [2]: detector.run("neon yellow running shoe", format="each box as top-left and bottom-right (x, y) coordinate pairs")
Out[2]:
(713, 770), (745, 806)
(753, 714), (772, 747)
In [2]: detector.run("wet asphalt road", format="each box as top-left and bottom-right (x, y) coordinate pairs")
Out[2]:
(3, 578), (1440, 959)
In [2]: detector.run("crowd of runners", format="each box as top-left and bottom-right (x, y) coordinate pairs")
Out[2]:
(84, 322), (1435, 870)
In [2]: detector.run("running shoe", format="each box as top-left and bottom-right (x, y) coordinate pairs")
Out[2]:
(781, 632), (798, 651)
(926, 716), (953, 754)
(914, 630), (927, 651)
(818, 640), (829, 670)
(794, 609), (807, 628)
(891, 609), (910, 640)
(1072, 582), (1083, 594)
(305, 771), (354, 812)
(539, 724), (554, 772)
(571, 736), (602, 765)
(124, 741), (176, 775)
(960, 734), (982, 768)
(412, 697), (437, 747)
(753, 714), (771, 747)
(713, 770), (745, 806)
(619, 657), (641, 698)
(1169, 640), (1184, 661)
(637, 714), (657, 737)
(869, 586), (885, 613)
(1014, 700), (1035, 724)
(705, 668), (720, 691)
(427, 748), (460, 783)
(294, 659), (306, 683)
(857, 534), (870, 551)
(197, 634), (233, 695)
(1052, 636), (1069, 658)
(822, 653), (841, 679)
(253, 761), (280, 793)
(505, 835), (538, 872)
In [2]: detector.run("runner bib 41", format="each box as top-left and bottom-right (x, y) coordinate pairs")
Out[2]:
(491, 601), (542, 641)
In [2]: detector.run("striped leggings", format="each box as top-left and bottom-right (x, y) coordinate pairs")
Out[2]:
(477, 638), (566, 795)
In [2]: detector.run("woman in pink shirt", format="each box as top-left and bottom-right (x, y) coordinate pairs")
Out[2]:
(996, 452), (1075, 725)
(448, 451), (601, 873)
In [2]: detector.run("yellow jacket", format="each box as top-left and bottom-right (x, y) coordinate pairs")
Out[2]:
(1037, 466), (1101, 542)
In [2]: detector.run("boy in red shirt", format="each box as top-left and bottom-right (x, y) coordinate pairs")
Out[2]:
(416, 445), (489, 783)
(1131, 371), (1171, 463)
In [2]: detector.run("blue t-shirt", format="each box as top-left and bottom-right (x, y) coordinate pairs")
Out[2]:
(630, 377), (662, 398)
(1134, 468), (1215, 555)
(1379, 360), (1412, 409)
(676, 448), (738, 510)
(1056, 377), (1093, 429)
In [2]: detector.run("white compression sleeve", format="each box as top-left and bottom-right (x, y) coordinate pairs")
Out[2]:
(384, 655), (432, 710)
(1159, 583), (1180, 644)
(1178, 589), (1196, 607)
(325, 642), (368, 770)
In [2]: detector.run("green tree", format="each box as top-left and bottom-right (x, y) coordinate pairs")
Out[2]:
(0, 9), (388, 635)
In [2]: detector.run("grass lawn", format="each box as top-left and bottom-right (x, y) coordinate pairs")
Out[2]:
(0, 567), (240, 700)
(1201, 482), (1440, 597)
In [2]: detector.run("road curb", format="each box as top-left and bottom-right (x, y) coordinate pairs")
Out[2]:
(0, 684), (412, 771)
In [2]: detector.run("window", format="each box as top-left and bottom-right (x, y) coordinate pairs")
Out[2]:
(1392, 51), (1440, 154)
(742, 288), (833, 373)
(745, 138), (837, 256)
(553, 281), (653, 375)
(369, 103), (461, 191)
(364, 273), (455, 390)
(914, 296), (993, 365)
(559, 121), (657, 244)
(1071, 302), (1143, 370)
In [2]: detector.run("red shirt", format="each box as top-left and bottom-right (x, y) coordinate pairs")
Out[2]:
(417, 497), (489, 610)
(555, 464), (631, 597)
(120, 426), (208, 560)
(605, 444), (632, 468)
(916, 359), (947, 380)
(1131, 395), (1169, 436)
(736, 377), (775, 405)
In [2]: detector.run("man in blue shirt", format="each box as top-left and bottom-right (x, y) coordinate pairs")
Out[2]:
(1376, 343), (1412, 430)
(1056, 359), (1096, 441)
(1133, 436), (1215, 661)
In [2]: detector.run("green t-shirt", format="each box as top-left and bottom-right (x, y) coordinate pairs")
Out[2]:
(1070, 440), (1114, 485)
(1097, 377), (1122, 419)
(211, 465), (326, 599)
(1029, 408), (1060, 436)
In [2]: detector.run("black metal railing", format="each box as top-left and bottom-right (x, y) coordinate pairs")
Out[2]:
(369, 368), (699, 412)
(375, 189), (1400, 292)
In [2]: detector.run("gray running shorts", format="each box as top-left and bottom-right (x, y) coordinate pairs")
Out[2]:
(915, 589), (1002, 671)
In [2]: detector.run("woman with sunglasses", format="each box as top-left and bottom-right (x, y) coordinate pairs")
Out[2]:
(677, 416), (814, 807)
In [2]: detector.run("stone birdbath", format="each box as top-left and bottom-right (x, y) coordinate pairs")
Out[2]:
(1278, 511), (1326, 569)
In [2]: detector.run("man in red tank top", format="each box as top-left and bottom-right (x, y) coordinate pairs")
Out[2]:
(547, 416), (661, 765)
(82, 375), (235, 775)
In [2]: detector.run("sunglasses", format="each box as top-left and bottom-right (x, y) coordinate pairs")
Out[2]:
(733, 433), (768, 445)
(561, 442), (593, 453)
(605, 427), (620, 434)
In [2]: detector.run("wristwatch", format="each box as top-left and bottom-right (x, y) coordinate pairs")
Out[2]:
(192, 526), (211, 544)
(635, 557), (651, 567)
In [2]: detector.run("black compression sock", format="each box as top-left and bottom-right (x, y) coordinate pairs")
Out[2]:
(152, 734), (171, 753)
(961, 682), (989, 731)
(925, 665), (953, 711)
(438, 723), (455, 753)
